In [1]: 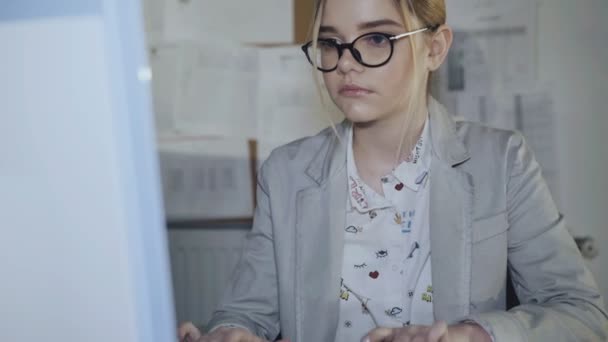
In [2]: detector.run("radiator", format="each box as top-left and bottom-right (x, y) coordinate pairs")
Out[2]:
(168, 226), (250, 327)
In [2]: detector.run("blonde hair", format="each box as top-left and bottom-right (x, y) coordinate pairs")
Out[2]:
(309, 0), (446, 165)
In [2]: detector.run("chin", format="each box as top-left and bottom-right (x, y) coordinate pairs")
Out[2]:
(343, 108), (391, 126)
(344, 113), (378, 125)
(337, 101), (382, 124)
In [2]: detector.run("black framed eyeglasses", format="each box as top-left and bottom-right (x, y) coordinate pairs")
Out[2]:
(301, 26), (437, 72)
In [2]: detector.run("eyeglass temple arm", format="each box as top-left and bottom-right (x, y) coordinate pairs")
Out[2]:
(390, 24), (442, 41)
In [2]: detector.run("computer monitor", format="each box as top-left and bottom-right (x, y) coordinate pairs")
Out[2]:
(0, 1), (176, 341)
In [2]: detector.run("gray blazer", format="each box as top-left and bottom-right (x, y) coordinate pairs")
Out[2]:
(207, 98), (608, 341)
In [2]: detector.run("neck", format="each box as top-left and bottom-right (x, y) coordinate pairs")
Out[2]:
(352, 105), (428, 176)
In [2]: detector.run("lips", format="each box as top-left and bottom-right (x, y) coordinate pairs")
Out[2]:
(339, 84), (372, 97)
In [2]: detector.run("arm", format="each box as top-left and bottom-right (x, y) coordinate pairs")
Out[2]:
(205, 159), (280, 341)
(468, 132), (608, 341)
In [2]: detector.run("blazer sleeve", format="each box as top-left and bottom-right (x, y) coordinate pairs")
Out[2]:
(205, 158), (281, 340)
(467, 132), (608, 341)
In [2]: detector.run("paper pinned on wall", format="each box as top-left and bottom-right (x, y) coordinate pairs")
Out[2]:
(256, 46), (343, 148)
(171, 40), (259, 139)
(447, 0), (534, 31)
(446, 27), (536, 93)
(158, 137), (254, 221)
(162, 0), (294, 44)
(441, 0), (538, 92)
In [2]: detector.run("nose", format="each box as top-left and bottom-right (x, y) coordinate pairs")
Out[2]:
(336, 47), (364, 75)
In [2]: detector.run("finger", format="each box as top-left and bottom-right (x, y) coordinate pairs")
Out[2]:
(221, 328), (265, 342)
(428, 321), (448, 342)
(186, 332), (203, 342)
(178, 322), (202, 340)
(363, 327), (398, 342)
(222, 329), (248, 342)
(177, 322), (189, 339)
(244, 334), (267, 342)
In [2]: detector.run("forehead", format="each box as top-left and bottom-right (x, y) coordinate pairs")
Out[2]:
(321, 0), (405, 28)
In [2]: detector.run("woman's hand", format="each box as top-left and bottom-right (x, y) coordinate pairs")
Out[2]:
(177, 322), (202, 341)
(177, 322), (290, 342)
(194, 326), (267, 342)
(363, 321), (491, 342)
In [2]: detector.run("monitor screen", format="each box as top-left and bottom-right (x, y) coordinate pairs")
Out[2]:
(0, 1), (176, 341)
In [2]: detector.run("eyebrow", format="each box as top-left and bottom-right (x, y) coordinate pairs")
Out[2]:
(319, 19), (403, 34)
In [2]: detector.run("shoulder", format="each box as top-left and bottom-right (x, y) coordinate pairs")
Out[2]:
(454, 118), (521, 151)
(453, 118), (527, 164)
(451, 119), (533, 191)
(257, 124), (339, 184)
(266, 126), (335, 166)
(264, 124), (345, 171)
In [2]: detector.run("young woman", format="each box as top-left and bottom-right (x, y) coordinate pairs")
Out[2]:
(179, 0), (608, 341)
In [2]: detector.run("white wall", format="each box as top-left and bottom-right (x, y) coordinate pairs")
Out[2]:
(538, 0), (608, 302)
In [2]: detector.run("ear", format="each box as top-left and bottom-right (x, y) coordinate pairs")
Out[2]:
(425, 24), (453, 72)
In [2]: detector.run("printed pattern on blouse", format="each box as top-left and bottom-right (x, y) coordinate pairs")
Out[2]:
(335, 119), (435, 342)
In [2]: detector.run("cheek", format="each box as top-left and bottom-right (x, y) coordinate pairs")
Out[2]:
(322, 73), (340, 97)
(363, 62), (412, 115)
(379, 59), (412, 96)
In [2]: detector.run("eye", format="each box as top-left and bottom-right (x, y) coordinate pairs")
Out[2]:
(354, 263), (367, 269)
(317, 38), (338, 50)
(364, 34), (389, 47)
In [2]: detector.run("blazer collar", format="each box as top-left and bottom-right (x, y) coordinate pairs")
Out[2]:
(304, 119), (350, 187)
(427, 97), (470, 167)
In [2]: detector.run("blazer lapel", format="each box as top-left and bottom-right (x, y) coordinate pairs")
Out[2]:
(429, 160), (474, 322)
(295, 121), (349, 342)
(427, 98), (474, 322)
